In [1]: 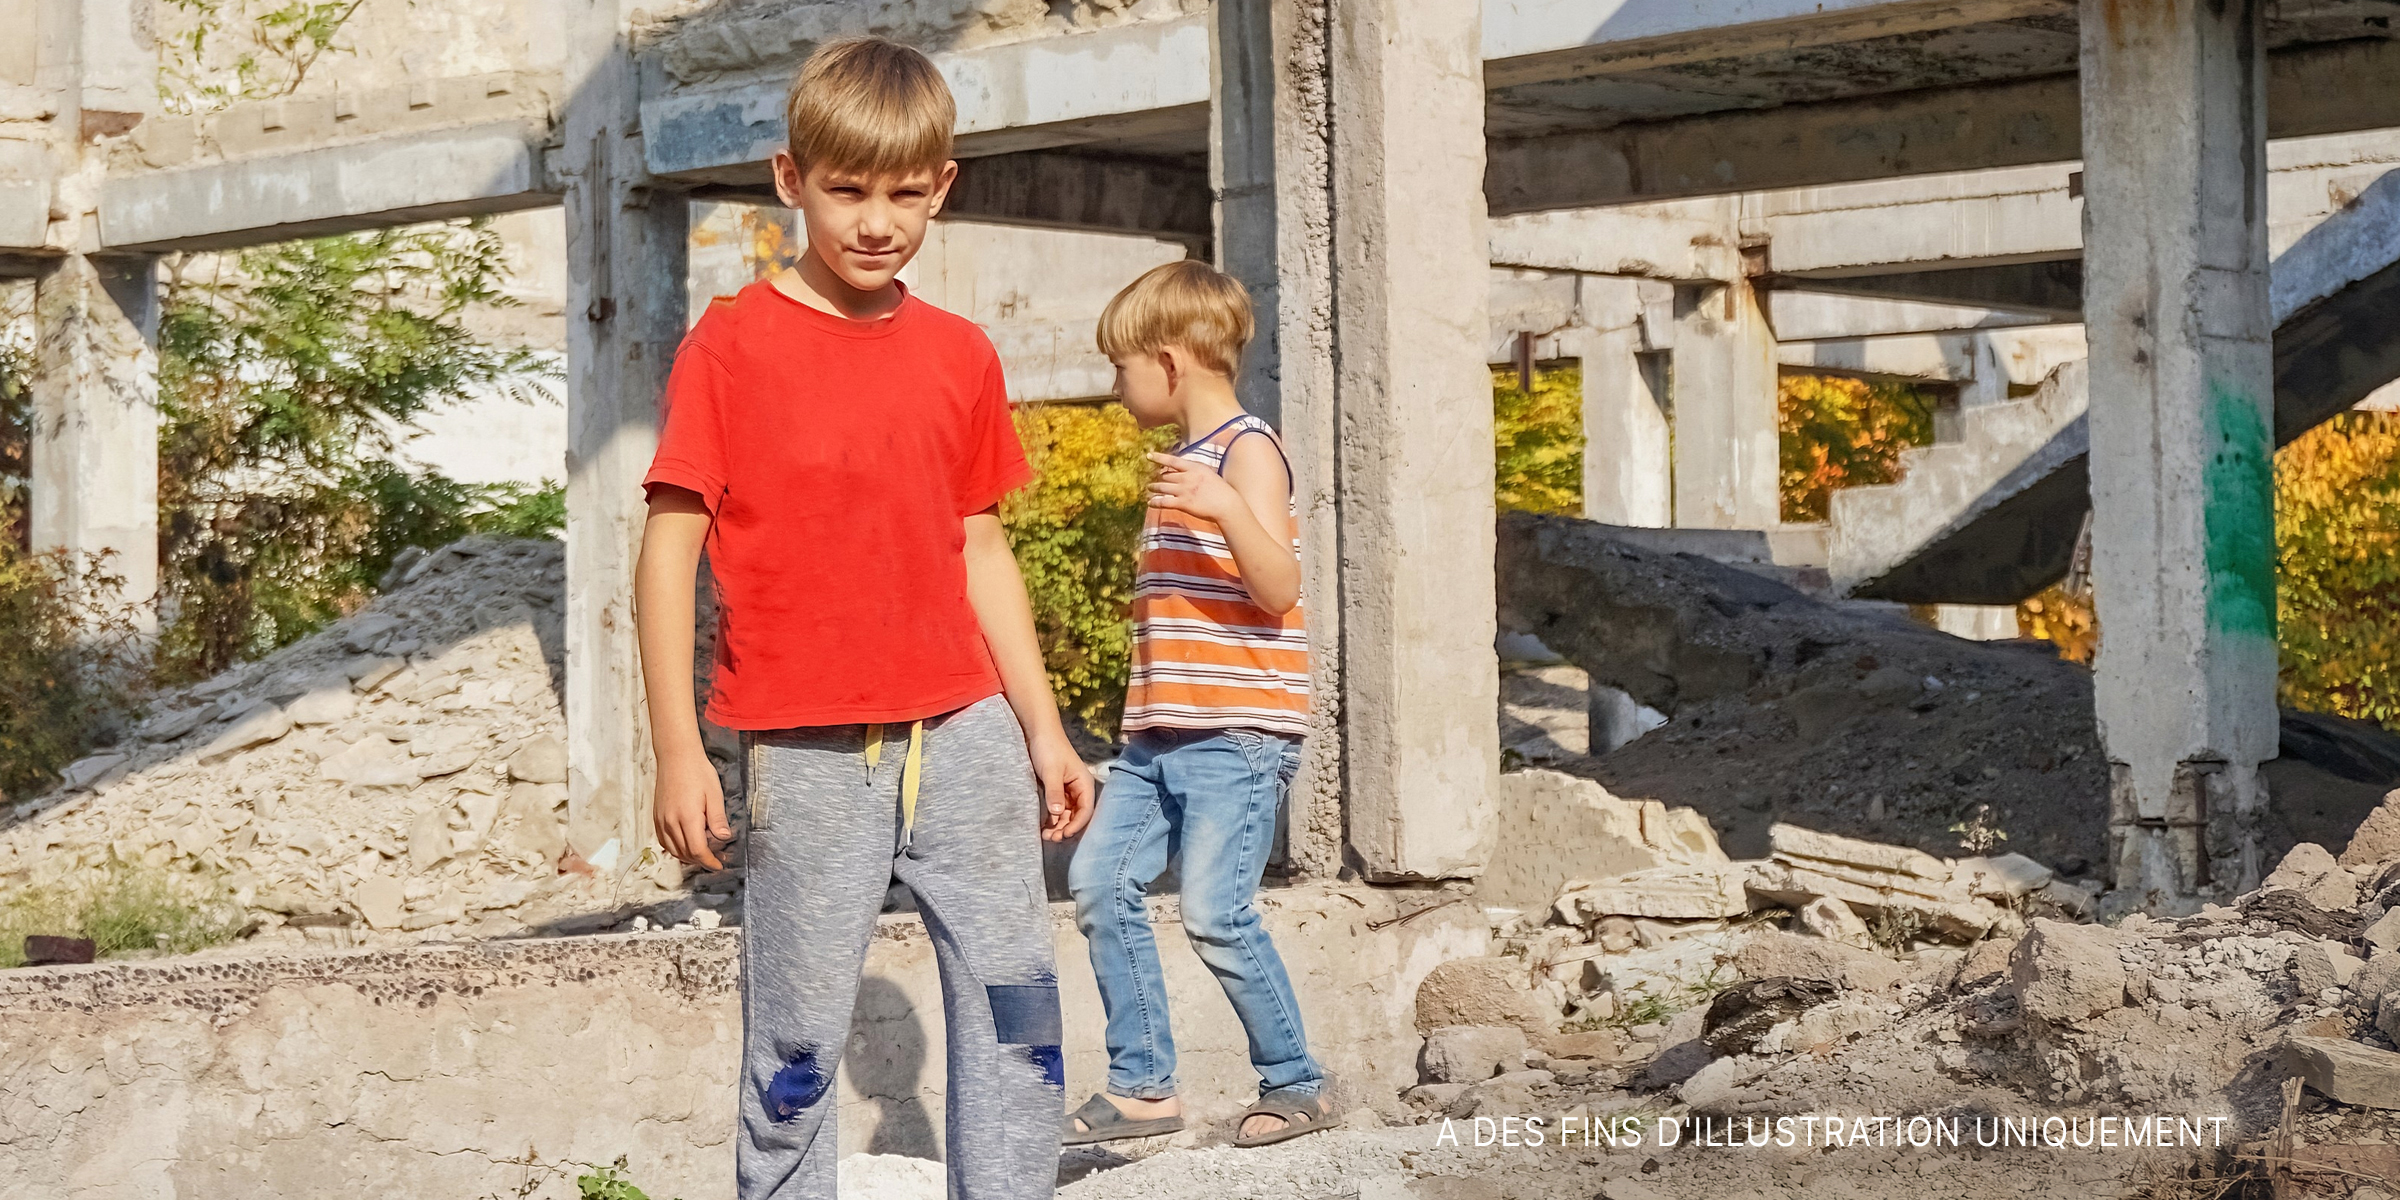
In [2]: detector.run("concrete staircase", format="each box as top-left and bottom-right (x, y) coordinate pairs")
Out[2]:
(1825, 167), (2400, 604)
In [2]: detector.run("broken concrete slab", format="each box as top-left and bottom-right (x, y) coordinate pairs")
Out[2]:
(2010, 919), (2128, 1024)
(1956, 853), (2053, 900)
(1729, 931), (1904, 992)
(2286, 1035), (2400, 1109)
(2292, 940), (2365, 996)
(2341, 790), (2400, 870)
(2366, 909), (2400, 955)
(1744, 861), (2000, 940)
(1794, 895), (1874, 949)
(1483, 770), (1726, 910)
(1770, 822), (1952, 883)
(1415, 957), (1550, 1037)
(197, 704), (293, 764)
(1556, 864), (1753, 922)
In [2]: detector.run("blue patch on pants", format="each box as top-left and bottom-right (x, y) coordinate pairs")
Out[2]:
(1025, 1044), (1066, 1089)
(762, 1049), (830, 1121)
(986, 983), (1062, 1045)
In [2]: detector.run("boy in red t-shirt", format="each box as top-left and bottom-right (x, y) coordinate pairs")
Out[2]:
(633, 37), (1095, 1200)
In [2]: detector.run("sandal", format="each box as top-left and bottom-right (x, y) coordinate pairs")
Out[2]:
(1061, 1092), (1186, 1146)
(1231, 1084), (1338, 1148)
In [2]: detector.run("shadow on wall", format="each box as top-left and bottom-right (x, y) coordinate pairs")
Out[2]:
(850, 973), (939, 1159)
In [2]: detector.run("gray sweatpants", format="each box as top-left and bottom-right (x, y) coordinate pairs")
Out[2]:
(738, 694), (1063, 1200)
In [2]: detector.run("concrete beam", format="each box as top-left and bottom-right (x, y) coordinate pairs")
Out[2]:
(1774, 260), (2083, 321)
(2081, 0), (2276, 907)
(1487, 36), (2400, 212)
(943, 150), (1210, 247)
(0, 138), (51, 250)
(1332, 0), (1500, 881)
(640, 18), (1212, 184)
(30, 253), (159, 627)
(97, 123), (554, 253)
(1481, 0), (2065, 88)
(1488, 202), (1739, 282)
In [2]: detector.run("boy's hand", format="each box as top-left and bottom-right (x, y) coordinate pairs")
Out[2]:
(1146, 452), (1246, 524)
(654, 746), (732, 870)
(1030, 732), (1096, 842)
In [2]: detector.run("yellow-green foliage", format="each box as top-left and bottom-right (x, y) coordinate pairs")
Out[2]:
(2277, 410), (2400, 728)
(1777, 373), (1939, 523)
(1001, 404), (1174, 739)
(0, 863), (244, 967)
(1494, 364), (1585, 516)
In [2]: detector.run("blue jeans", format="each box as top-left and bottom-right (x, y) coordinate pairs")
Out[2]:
(1067, 727), (1325, 1101)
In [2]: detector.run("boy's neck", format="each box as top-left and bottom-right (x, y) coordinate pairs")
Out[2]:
(773, 248), (906, 322)
(1173, 375), (1248, 443)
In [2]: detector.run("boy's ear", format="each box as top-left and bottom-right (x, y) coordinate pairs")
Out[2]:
(771, 150), (806, 209)
(926, 160), (959, 218)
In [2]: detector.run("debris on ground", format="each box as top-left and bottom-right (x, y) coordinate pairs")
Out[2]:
(0, 536), (722, 952)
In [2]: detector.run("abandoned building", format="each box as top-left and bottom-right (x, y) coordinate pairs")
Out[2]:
(8, 0), (2400, 1194)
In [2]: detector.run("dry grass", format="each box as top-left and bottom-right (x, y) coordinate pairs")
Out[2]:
(0, 863), (245, 967)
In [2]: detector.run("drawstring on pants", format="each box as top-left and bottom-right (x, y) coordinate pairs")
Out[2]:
(865, 720), (926, 850)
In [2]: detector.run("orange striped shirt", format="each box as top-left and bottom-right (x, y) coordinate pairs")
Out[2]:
(1122, 414), (1311, 738)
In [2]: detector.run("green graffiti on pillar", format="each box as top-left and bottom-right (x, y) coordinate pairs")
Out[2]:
(2203, 379), (2277, 642)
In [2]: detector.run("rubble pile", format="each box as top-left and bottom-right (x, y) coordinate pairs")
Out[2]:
(0, 536), (715, 949)
(1498, 511), (2400, 885)
(1405, 784), (2400, 1189)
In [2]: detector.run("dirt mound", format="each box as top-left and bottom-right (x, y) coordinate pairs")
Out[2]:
(1498, 512), (2400, 884)
(0, 536), (713, 951)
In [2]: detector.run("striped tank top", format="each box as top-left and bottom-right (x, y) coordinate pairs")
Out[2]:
(1121, 413), (1311, 738)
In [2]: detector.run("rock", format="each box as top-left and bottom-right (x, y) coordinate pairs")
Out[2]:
(136, 706), (211, 742)
(1593, 916), (1638, 952)
(322, 736), (419, 789)
(2264, 843), (2362, 912)
(378, 547), (426, 591)
(1679, 1054), (1764, 1113)
(1452, 1069), (1552, 1118)
(1556, 864), (1753, 921)
(2292, 940), (2365, 995)
(1418, 1025), (1527, 1084)
(1403, 1083), (1470, 1111)
(198, 705), (293, 764)
(1770, 823), (1951, 882)
(1760, 997), (1887, 1054)
(460, 791), (503, 838)
(1731, 931), (1905, 992)
(2350, 953), (2400, 1015)
(348, 656), (406, 692)
(1599, 1181), (1671, 1200)
(354, 875), (406, 930)
(1483, 770), (1725, 910)
(1744, 861), (1998, 940)
(58, 753), (128, 792)
(1415, 957), (1551, 1036)
(1703, 977), (1841, 1056)
(2381, 992), (2400, 1043)
(2341, 790), (2400, 870)
(1794, 896), (1874, 949)
(1954, 935), (2020, 989)
(1541, 1029), (1629, 1062)
(408, 805), (452, 872)
(414, 749), (480, 779)
(285, 686), (358, 726)
(402, 899), (467, 931)
(2010, 919), (2128, 1024)
(508, 735), (568, 785)
(2286, 1035), (2400, 1109)
(2365, 909), (2400, 955)
(338, 612), (401, 653)
(691, 908), (722, 930)
(502, 782), (568, 859)
(1956, 853), (2054, 900)
(21, 935), (96, 965)
(2033, 879), (2097, 918)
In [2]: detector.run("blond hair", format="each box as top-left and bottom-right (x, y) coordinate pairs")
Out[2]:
(785, 37), (955, 176)
(1096, 260), (1255, 376)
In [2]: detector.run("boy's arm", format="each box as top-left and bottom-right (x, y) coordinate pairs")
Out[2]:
(1146, 439), (1301, 613)
(636, 486), (731, 869)
(962, 507), (1097, 841)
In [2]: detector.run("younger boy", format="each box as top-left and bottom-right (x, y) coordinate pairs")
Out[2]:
(634, 38), (1095, 1200)
(1062, 261), (1335, 1149)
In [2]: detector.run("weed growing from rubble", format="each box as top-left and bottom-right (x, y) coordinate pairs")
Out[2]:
(1866, 906), (1928, 952)
(0, 863), (243, 967)
(575, 1158), (677, 1200)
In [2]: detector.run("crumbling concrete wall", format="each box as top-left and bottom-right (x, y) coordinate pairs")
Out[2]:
(0, 881), (1483, 1199)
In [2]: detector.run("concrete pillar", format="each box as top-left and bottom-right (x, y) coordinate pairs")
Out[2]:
(562, 2), (690, 877)
(2080, 0), (2277, 907)
(1213, 0), (1344, 875)
(1670, 275), (1782, 530)
(29, 253), (158, 625)
(1570, 277), (1673, 528)
(1329, 0), (1499, 879)
(1931, 604), (2019, 641)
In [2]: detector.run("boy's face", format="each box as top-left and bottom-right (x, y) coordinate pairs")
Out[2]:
(772, 151), (957, 293)
(1110, 351), (1178, 429)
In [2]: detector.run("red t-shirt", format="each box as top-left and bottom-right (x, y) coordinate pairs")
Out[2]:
(642, 280), (1033, 729)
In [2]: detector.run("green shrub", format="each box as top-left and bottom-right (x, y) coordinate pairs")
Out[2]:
(0, 863), (242, 967)
(0, 550), (149, 801)
(1001, 404), (1173, 741)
